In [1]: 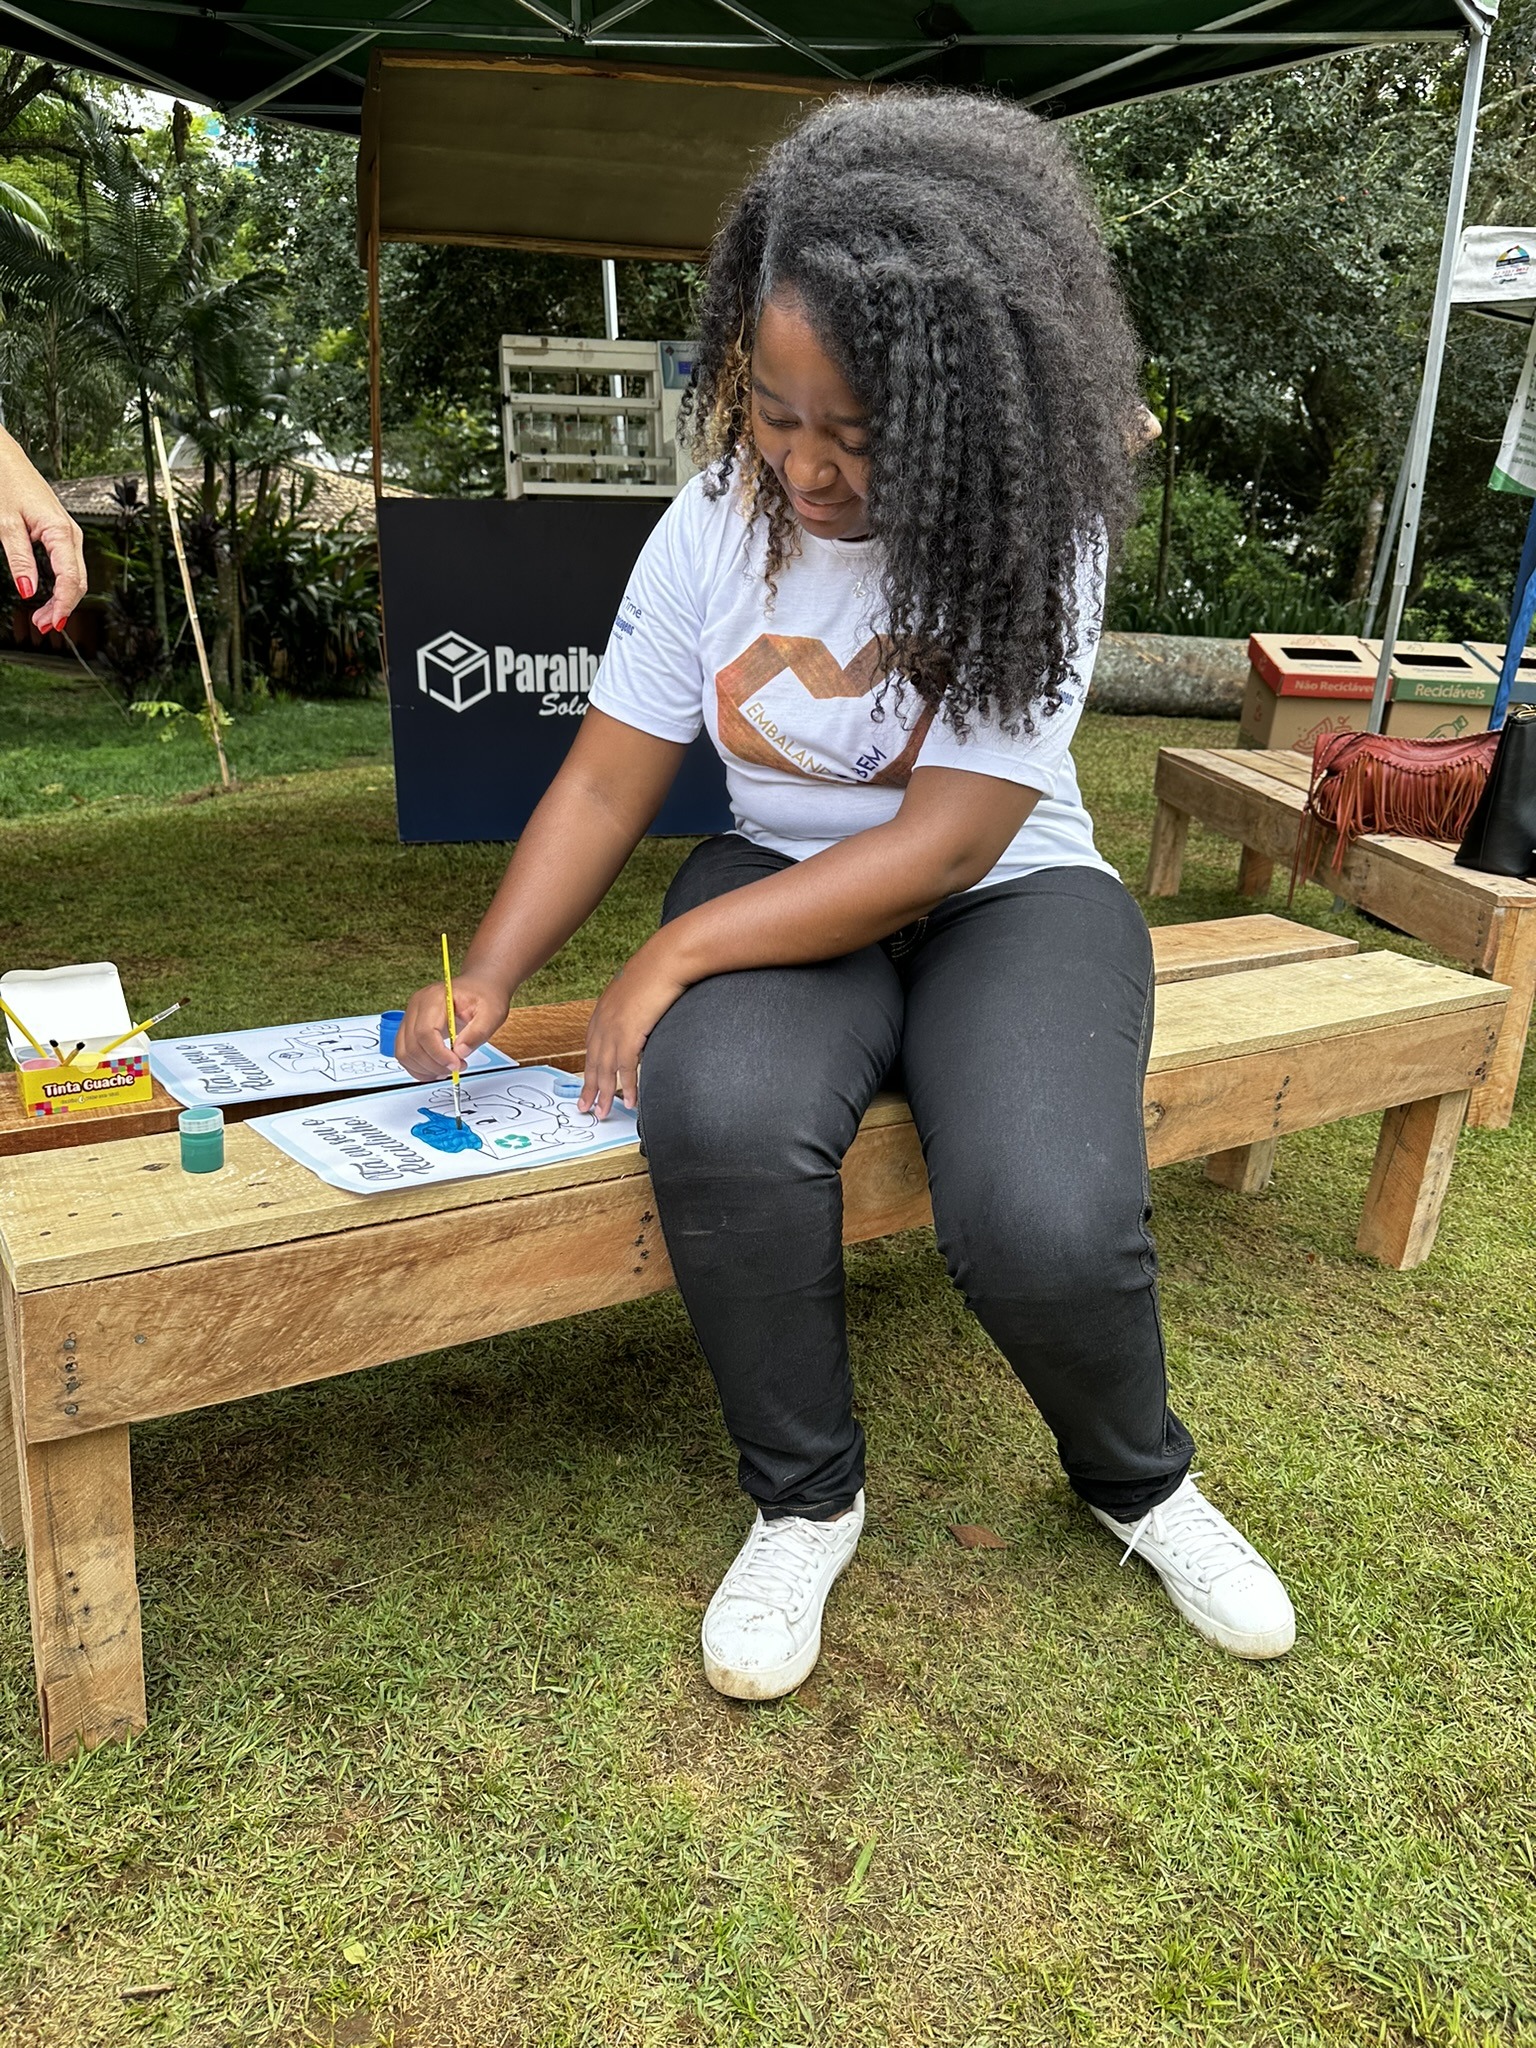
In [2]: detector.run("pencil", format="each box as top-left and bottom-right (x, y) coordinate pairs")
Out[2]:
(0, 994), (52, 1063)
(440, 931), (464, 1129)
(94, 999), (187, 1062)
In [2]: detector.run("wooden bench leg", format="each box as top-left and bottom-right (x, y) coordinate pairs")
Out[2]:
(17, 1426), (146, 1759)
(1145, 800), (1190, 897)
(2, 1273), (24, 1550)
(1238, 847), (1275, 899)
(1469, 904), (1536, 1130)
(1356, 1090), (1469, 1270)
(0, 1372), (23, 1552)
(1205, 1138), (1278, 1194)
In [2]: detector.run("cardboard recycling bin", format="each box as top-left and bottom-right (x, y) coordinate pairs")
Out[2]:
(1464, 642), (1536, 708)
(1239, 634), (1379, 751)
(1371, 640), (1500, 740)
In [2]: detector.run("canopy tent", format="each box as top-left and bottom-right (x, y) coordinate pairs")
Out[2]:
(0, 2), (1477, 131)
(0, 0), (1501, 729)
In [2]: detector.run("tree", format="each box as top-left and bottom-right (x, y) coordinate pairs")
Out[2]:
(0, 107), (275, 663)
(1074, 3), (1536, 624)
(242, 122), (700, 495)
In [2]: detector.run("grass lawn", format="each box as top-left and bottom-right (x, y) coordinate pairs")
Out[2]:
(0, 660), (391, 821)
(1, 668), (1534, 2048)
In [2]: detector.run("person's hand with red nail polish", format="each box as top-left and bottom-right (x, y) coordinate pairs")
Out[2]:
(0, 426), (86, 633)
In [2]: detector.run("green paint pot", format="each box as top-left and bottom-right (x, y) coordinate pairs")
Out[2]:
(179, 1104), (225, 1174)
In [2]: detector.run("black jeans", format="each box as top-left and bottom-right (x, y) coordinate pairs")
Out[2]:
(639, 834), (1194, 1521)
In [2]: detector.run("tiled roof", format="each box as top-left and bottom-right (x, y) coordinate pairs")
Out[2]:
(54, 461), (418, 531)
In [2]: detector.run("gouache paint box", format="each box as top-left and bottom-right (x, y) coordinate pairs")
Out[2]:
(2, 962), (153, 1118)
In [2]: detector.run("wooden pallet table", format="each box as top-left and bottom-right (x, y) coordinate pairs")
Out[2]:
(1146, 746), (1536, 1129)
(0, 919), (1507, 1758)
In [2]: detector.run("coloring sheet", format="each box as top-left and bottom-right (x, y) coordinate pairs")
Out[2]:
(249, 1064), (639, 1194)
(149, 1017), (515, 1107)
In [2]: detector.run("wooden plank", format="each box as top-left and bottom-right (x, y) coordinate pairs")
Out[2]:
(0, 957), (1501, 1294)
(1146, 953), (1503, 1075)
(491, 1000), (594, 1063)
(13, 1117), (926, 1441)
(839, 1114), (932, 1242)
(1148, 916), (1356, 984)
(1145, 798), (1189, 897)
(1356, 1090), (1470, 1270)
(1163, 749), (1536, 912)
(1154, 752), (1504, 965)
(0, 914), (1374, 1173)
(1237, 848), (1275, 898)
(13, 1418), (146, 1758)
(4, 935), (1351, 1157)
(1, 1270), (23, 1549)
(1205, 1139), (1277, 1194)
(15, 1000), (1500, 1446)
(0, 1000), (599, 1162)
(0, 1076), (187, 1160)
(0, 1121), (651, 1295)
(1470, 902), (1536, 1130)
(1142, 1005), (1501, 1166)
(1232, 748), (1314, 793)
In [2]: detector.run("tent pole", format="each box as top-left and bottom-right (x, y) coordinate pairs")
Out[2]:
(1366, 13), (1491, 733)
(1361, 389), (1420, 639)
(368, 146), (384, 502)
(602, 257), (625, 420)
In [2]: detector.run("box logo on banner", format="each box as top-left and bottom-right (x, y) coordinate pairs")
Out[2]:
(416, 632), (492, 712)
(380, 498), (731, 843)
(415, 631), (600, 716)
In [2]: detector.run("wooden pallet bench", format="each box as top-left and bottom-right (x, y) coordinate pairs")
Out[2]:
(1146, 746), (1536, 1129)
(0, 915), (1507, 1759)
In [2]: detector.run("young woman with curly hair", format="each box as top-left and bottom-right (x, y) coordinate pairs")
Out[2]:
(399, 89), (1295, 1696)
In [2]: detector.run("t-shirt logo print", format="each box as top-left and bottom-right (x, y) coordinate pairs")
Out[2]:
(715, 635), (934, 786)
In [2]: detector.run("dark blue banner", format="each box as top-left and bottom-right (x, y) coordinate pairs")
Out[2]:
(378, 497), (731, 843)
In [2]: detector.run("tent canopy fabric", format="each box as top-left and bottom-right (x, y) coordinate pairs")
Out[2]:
(0, 1), (1472, 134)
(362, 55), (846, 259)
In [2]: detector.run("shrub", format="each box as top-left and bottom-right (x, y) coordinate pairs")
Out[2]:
(1107, 469), (1348, 637)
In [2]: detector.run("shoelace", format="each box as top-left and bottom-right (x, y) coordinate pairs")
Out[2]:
(1114, 1475), (1253, 1590)
(727, 1517), (842, 1613)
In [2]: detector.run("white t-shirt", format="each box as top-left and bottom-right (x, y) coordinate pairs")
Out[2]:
(590, 473), (1114, 891)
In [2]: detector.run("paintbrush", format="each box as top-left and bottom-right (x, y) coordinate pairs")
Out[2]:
(440, 932), (464, 1129)
(49, 1038), (86, 1070)
(0, 994), (52, 1063)
(93, 999), (188, 1062)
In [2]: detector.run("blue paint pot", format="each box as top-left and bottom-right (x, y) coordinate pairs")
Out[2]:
(378, 1009), (405, 1058)
(179, 1104), (225, 1174)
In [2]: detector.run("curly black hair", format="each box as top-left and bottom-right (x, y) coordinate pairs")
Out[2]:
(687, 89), (1143, 733)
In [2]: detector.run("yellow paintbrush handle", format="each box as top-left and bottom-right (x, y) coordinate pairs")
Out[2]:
(440, 932), (459, 1061)
(0, 995), (51, 1062)
(94, 999), (184, 1062)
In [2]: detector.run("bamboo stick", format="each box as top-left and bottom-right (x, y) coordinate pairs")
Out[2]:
(150, 415), (232, 791)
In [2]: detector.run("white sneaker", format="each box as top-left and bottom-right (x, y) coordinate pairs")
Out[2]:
(702, 1492), (865, 1700)
(1090, 1475), (1296, 1659)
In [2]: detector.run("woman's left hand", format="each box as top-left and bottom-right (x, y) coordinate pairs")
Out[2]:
(579, 942), (690, 1117)
(0, 427), (86, 632)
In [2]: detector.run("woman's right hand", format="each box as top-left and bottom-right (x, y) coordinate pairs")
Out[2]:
(394, 976), (513, 1082)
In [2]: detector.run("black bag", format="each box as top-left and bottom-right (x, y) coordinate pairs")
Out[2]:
(1455, 708), (1536, 879)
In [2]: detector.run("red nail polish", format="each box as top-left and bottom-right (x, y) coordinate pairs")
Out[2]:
(16, 576), (34, 599)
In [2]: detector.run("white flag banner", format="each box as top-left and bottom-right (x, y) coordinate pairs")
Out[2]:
(1492, 323), (1536, 499)
(1452, 228), (1536, 318)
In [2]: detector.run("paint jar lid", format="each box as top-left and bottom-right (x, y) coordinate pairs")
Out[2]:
(179, 1105), (224, 1135)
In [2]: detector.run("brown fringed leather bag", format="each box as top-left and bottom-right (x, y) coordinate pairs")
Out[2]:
(1291, 729), (1500, 892)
